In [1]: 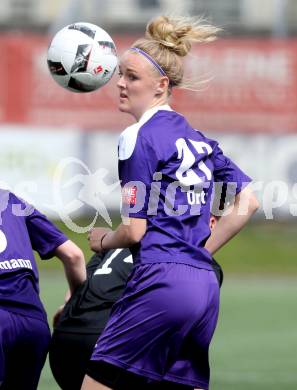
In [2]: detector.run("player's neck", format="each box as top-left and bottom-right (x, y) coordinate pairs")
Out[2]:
(135, 97), (169, 121)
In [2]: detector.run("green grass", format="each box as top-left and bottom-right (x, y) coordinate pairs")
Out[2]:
(38, 274), (297, 390)
(38, 218), (297, 275)
(36, 220), (297, 389)
(215, 220), (297, 274)
(210, 277), (297, 389)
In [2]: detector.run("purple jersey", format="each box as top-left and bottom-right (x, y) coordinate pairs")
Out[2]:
(119, 105), (251, 269)
(0, 190), (68, 322)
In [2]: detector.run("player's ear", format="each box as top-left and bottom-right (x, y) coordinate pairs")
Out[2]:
(209, 215), (216, 231)
(155, 76), (169, 96)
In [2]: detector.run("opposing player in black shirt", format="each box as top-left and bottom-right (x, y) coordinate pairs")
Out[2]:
(49, 248), (133, 390)
(49, 217), (223, 390)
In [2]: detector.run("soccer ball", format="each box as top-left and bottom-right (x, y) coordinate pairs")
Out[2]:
(47, 22), (118, 93)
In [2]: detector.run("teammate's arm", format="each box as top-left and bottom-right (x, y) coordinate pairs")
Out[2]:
(54, 240), (87, 293)
(88, 218), (146, 252)
(205, 186), (259, 255)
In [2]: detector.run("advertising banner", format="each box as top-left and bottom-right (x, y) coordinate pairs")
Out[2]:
(0, 35), (297, 132)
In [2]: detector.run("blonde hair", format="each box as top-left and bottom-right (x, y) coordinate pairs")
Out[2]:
(132, 15), (220, 89)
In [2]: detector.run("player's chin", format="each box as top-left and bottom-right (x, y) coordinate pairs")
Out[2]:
(118, 102), (130, 113)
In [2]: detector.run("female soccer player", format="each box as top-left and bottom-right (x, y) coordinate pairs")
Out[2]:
(0, 190), (86, 390)
(49, 217), (222, 390)
(82, 15), (259, 390)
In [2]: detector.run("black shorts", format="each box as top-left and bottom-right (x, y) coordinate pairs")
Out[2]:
(86, 360), (194, 390)
(49, 330), (99, 390)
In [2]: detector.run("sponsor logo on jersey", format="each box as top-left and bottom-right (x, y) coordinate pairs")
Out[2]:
(0, 258), (33, 271)
(0, 230), (33, 271)
(122, 186), (137, 205)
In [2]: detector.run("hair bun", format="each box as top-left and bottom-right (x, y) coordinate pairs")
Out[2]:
(146, 15), (220, 57)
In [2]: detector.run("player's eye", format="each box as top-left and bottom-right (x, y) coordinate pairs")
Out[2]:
(128, 74), (138, 81)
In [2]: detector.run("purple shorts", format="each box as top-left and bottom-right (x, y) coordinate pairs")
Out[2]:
(0, 308), (51, 390)
(91, 262), (220, 389)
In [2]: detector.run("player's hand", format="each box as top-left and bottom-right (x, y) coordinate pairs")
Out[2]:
(53, 304), (65, 327)
(87, 227), (112, 252)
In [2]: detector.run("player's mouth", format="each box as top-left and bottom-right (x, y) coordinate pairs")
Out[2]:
(120, 92), (128, 100)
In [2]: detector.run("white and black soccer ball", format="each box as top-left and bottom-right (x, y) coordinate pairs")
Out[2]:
(47, 22), (118, 93)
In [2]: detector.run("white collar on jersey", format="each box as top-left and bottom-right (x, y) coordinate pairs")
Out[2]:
(118, 104), (172, 161)
(138, 104), (172, 126)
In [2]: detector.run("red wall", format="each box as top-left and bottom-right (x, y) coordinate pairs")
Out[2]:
(1, 34), (297, 133)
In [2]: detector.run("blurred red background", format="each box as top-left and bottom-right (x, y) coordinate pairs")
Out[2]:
(1, 34), (297, 133)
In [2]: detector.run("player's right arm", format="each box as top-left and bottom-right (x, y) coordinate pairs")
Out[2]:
(88, 128), (157, 253)
(88, 219), (146, 252)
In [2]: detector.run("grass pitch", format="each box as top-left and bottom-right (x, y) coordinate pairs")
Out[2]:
(37, 220), (297, 389)
(38, 274), (297, 390)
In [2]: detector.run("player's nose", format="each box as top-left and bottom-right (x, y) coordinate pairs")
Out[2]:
(117, 75), (126, 89)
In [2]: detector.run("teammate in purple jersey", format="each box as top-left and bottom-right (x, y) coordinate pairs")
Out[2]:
(0, 190), (86, 390)
(49, 216), (222, 390)
(82, 15), (259, 390)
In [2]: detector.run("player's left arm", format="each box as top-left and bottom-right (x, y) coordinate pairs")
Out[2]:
(205, 185), (259, 255)
(24, 202), (87, 292)
(88, 218), (147, 252)
(54, 240), (87, 293)
(52, 243), (86, 327)
(206, 142), (259, 255)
